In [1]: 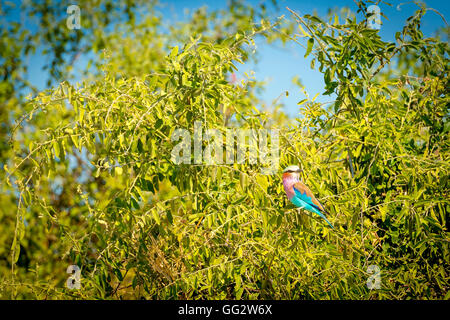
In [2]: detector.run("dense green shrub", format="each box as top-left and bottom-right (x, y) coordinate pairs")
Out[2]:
(1, 0), (448, 299)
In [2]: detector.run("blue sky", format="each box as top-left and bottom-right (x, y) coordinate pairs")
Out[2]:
(20, 0), (450, 117)
(235, 0), (449, 117)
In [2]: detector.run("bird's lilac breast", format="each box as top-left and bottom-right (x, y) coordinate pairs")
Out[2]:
(282, 174), (298, 200)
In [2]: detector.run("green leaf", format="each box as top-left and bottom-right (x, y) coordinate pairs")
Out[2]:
(53, 140), (60, 158)
(169, 46), (179, 59)
(305, 38), (314, 58)
(115, 166), (123, 176)
(167, 210), (173, 225)
(297, 98), (308, 106)
(152, 209), (161, 225)
(298, 24), (310, 37)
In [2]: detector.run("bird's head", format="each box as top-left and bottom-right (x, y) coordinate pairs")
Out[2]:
(282, 165), (301, 180)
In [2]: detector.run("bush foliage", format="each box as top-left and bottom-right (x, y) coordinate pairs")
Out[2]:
(1, 0), (448, 299)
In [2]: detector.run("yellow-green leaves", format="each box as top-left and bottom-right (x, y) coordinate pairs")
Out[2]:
(11, 213), (25, 264)
(298, 24), (310, 37)
(169, 46), (179, 59)
(297, 98), (308, 106)
(304, 38), (314, 58)
(6, 0), (449, 301)
(115, 166), (123, 176)
(53, 140), (60, 159)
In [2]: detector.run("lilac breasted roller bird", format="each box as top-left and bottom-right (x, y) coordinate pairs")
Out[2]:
(282, 165), (334, 229)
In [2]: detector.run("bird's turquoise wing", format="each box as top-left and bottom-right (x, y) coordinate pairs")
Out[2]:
(292, 181), (326, 212)
(292, 182), (334, 229)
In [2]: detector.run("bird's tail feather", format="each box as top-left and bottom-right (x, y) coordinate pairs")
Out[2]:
(315, 211), (335, 229)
